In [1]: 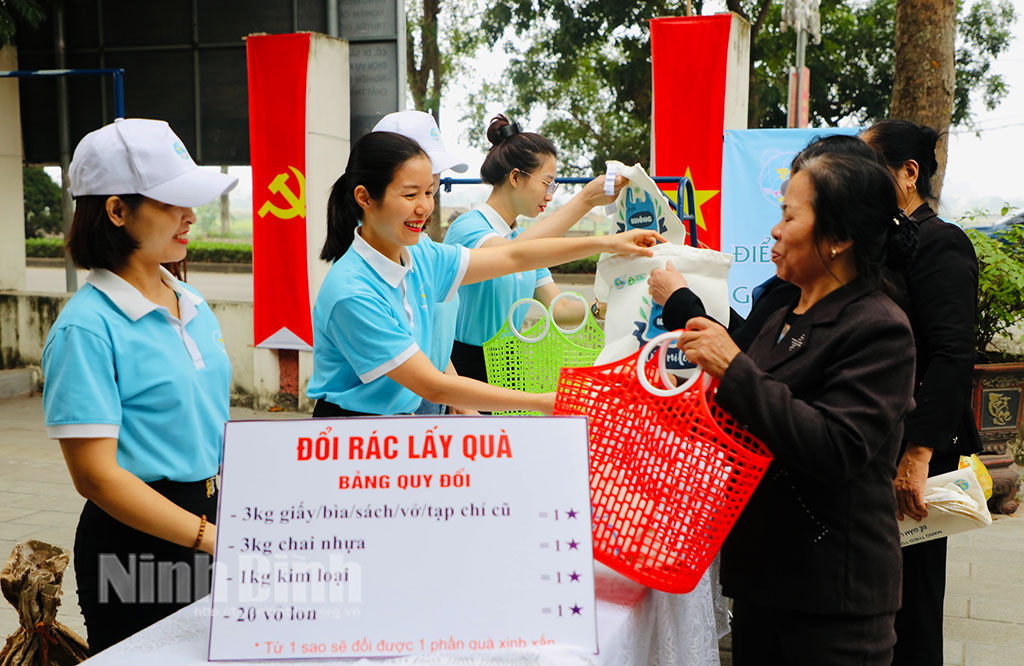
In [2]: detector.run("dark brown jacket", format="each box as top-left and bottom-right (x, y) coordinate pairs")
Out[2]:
(716, 279), (916, 615)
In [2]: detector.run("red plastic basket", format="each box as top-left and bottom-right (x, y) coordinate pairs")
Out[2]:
(554, 331), (774, 593)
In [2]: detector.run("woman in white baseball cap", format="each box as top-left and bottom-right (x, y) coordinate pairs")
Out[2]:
(372, 110), (471, 417)
(41, 118), (237, 653)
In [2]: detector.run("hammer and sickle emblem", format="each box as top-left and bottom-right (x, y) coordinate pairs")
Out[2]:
(258, 166), (306, 219)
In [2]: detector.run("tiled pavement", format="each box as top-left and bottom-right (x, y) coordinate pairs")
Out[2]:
(2, 394), (1022, 664)
(0, 395), (298, 642)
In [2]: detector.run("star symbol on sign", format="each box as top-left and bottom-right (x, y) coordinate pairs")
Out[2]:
(569, 571), (581, 582)
(566, 508), (578, 519)
(570, 604), (582, 615)
(567, 539), (579, 550)
(664, 167), (719, 232)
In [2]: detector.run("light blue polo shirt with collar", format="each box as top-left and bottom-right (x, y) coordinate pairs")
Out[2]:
(443, 203), (555, 346)
(42, 267), (231, 483)
(307, 229), (470, 415)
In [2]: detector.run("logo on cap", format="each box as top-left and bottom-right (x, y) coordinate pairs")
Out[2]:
(172, 141), (190, 160)
(429, 127), (440, 141)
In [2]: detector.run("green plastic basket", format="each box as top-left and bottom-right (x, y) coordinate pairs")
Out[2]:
(483, 292), (604, 415)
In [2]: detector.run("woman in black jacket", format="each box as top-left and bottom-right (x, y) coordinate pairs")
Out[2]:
(677, 153), (918, 665)
(862, 119), (982, 666)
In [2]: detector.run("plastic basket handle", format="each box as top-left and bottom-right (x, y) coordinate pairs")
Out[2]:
(636, 330), (703, 397)
(507, 298), (551, 343)
(547, 291), (591, 335)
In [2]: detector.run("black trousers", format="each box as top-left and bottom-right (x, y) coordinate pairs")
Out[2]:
(731, 599), (896, 666)
(450, 340), (491, 414)
(312, 399), (375, 417)
(74, 478), (217, 655)
(892, 451), (959, 666)
(450, 339), (488, 383)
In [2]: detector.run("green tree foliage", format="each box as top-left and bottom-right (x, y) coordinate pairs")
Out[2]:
(966, 224), (1024, 360)
(22, 166), (62, 237)
(26, 236), (254, 263)
(0, 0), (45, 46)
(955, 0), (1018, 128)
(463, 0), (1016, 172)
(407, 0), (486, 115)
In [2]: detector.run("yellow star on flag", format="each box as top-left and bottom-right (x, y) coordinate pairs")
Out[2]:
(663, 167), (719, 231)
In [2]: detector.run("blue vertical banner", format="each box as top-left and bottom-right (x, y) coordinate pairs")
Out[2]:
(721, 128), (860, 316)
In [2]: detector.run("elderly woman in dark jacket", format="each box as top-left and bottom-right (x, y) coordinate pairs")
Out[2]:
(677, 153), (918, 665)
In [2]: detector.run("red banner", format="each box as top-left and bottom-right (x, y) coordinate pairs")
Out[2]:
(651, 16), (732, 250)
(248, 33), (314, 349)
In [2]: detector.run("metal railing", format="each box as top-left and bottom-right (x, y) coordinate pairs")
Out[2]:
(440, 175), (699, 247)
(0, 68), (126, 117)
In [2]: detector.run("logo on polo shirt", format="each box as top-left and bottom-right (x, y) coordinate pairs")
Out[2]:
(212, 330), (227, 352)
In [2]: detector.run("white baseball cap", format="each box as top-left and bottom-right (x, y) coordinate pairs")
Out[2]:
(69, 118), (238, 207)
(372, 110), (469, 174)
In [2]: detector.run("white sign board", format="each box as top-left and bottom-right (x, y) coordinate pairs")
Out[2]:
(208, 416), (597, 660)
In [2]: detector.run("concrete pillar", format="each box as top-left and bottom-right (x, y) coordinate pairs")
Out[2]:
(724, 13), (751, 131)
(0, 45), (26, 291)
(248, 33), (349, 411)
(298, 33), (350, 411)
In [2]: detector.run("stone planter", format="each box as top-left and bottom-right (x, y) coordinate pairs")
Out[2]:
(973, 363), (1024, 515)
(972, 362), (1024, 455)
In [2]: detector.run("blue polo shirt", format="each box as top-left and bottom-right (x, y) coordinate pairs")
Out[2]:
(427, 295), (460, 371)
(42, 268), (231, 483)
(443, 204), (554, 346)
(307, 229), (470, 414)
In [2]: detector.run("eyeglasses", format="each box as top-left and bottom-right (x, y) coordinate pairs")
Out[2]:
(516, 169), (559, 197)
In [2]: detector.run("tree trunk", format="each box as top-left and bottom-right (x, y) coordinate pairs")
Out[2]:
(407, 0), (440, 114)
(890, 0), (956, 201)
(220, 165), (231, 235)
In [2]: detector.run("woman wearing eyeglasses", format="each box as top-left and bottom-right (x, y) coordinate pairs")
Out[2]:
(443, 114), (625, 383)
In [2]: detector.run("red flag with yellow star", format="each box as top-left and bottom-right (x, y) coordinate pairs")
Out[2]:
(651, 14), (747, 251)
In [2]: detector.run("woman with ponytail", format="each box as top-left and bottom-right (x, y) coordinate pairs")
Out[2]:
(861, 119), (982, 666)
(442, 114), (627, 383)
(306, 131), (661, 417)
(675, 153), (917, 664)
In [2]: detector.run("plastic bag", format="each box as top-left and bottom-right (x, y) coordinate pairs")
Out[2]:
(0, 540), (89, 665)
(899, 467), (993, 547)
(959, 453), (993, 500)
(593, 243), (732, 371)
(605, 160), (688, 244)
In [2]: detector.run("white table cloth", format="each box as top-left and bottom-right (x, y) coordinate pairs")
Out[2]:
(83, 561), (728, 666)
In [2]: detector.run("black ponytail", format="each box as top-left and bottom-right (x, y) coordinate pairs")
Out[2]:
(321, 131), (427, 262)
(885, 211), (919, 272)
